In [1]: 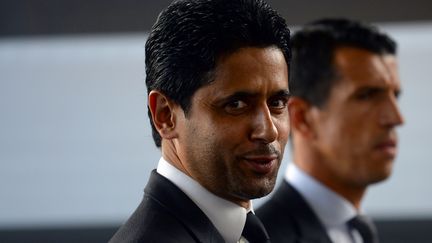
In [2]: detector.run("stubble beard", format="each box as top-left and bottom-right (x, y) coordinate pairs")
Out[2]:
(225, 160), (280, 201)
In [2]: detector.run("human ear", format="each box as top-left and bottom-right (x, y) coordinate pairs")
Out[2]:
(148, 90), (179, 140)
(288, 97), (316, 139)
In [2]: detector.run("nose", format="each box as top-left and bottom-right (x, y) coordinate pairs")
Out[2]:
(380, 95), (404, 128)
(250, 105), (278, 143)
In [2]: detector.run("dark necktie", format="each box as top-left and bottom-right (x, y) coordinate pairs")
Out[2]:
(347, 215), (379, 243)
(241, 212), (270, 243)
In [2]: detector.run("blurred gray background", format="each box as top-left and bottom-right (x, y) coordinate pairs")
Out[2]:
(1, 0), (431, 242)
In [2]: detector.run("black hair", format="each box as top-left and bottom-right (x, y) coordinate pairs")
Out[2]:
(290, 18), (397, 107)
(145, 0), (291, 147)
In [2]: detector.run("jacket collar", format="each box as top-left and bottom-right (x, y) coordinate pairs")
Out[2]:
(145, 170), (225, 243)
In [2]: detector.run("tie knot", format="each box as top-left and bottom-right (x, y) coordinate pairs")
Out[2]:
(347, 215), (379, 243)
(241, 212), (270, 243)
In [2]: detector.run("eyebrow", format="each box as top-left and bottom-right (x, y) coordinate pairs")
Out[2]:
(274, 90), (291, 98)
(357, 86), (385, 93)
(224, 89), (290, 100)
(353, 85), (402, 97)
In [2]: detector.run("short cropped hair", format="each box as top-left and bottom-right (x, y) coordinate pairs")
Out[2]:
(290, 18), (397, 107)
(145, 0), (291, 147)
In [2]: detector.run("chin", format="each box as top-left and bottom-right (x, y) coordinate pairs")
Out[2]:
(367, 170), (393, 185)
(251, 178), (277, 198)
(236, 179), (276, 200)
(366, 157), (394, 183)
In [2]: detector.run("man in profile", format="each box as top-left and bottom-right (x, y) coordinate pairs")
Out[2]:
(110, 0), (291, 242)
(257, 18), (404, 243)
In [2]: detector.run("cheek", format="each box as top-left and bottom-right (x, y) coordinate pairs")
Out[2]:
(333, 119), (374, 167)
(275, 118), (290, 142)
(342, 115), (372, 146)
(316, 115), (357, 158)
(326, 111), (363, 140)
(204, 120), (248, 146)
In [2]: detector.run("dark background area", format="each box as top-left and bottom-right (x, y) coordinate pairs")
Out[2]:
(1, 0), (432, 37)
(1, 219), (431, 243)
(1, 0), (432, 242)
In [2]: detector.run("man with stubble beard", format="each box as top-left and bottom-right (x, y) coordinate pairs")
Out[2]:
(110, 0), (291, 242)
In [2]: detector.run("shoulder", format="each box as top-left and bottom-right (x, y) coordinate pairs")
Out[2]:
(257, 200), (299, 243)
(257, 181), (333, 243)
(256, 182), (306, 243)
(256, 181), (301, 221)
(109, 194), (197, 243)
(109, 171), (225, 243)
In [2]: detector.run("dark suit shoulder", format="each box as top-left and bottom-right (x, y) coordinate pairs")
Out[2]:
(110, 171), (224, 243)
(110, 194), (197, 242)
(256, 181), (332, 243)
(257, 188), (298, 243)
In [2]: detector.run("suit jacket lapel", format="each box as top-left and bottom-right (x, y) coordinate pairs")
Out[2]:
(145, 170), (224, 243)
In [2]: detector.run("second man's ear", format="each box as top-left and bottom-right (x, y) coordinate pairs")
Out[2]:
(288, 97), (316, 139)
(148, 90), (179, 140)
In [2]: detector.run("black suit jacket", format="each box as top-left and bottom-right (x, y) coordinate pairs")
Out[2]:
(256, 181), (333, 243)
(109, 170), (225, 243)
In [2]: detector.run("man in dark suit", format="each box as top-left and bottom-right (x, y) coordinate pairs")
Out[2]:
(110, 0), (291, 242)
(257, 18), (404, 243)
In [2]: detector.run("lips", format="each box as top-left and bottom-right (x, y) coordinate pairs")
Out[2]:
(374, 139), (397, 158)
(242, 155), (278, 174)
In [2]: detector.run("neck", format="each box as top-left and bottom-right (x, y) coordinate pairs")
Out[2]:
(293, 141), (366, 210)
(161, 139), (191, 176)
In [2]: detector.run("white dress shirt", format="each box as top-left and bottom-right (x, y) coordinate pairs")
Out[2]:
(285, 162), (365, 243)
(157, 157), (252, 243)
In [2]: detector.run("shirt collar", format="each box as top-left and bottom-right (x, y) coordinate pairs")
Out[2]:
(157, 157), (250, 243)
(284, 162), (358, 227)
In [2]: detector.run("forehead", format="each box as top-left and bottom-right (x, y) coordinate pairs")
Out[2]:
(332, 46), (400, 91)
(210, 47), (289, 92)
(191, 47), (289, 104)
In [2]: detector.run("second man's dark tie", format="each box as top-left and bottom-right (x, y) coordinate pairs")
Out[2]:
(347, 215), (379, 243)
(241, 212), (270, 243)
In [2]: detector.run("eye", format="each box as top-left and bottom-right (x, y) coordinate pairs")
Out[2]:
(356, 88), (380, 101)
(394, 90), (401, 100)
(268, 97), (288, 110)
(224, 100), (248, 114)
